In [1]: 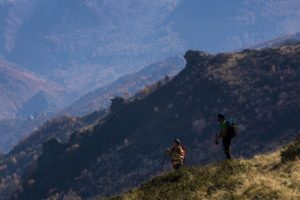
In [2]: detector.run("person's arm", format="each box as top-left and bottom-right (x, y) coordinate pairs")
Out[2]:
(178, 146), (184, 157)
(166, 147), (173, 156)
(218, 129), (227, 138)
(215, 129), (226, 144)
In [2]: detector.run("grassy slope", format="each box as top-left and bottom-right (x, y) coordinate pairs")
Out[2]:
(107, 137), (300, 200)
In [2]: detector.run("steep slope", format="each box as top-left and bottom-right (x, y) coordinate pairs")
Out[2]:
(17, 44), (300, 199)
(0, 59), (71, 119)
(0, 110), (105, 198)
(107, 134), (300, 200)
(0, 56), (184, 198)
(65, 56), (185, 115)
(0, 117), (47, 153)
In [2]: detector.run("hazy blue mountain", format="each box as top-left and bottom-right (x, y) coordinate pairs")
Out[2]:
(0, 117), (47, 153)
(0, 0), (185, 95)
(17, 91), (49, 117)
(1, 0), (300, 96)
(0, 56), (183, 155)
(0, 58), (72, 119)
(65, 56), (185, 115)
(0, 57), (72, 154)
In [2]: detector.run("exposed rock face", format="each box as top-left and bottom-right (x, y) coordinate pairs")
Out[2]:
(184, 50), (211, 65)
(11, 44), (300, 199)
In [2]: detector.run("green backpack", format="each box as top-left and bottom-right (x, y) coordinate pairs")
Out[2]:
(226, 118), (238, 138)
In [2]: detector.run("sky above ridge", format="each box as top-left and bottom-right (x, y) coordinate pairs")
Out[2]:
(1, 0), (300, 55)
(165, 0), (300, 52)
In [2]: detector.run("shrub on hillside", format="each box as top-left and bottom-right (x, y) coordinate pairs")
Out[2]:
(281, 135), (300, 162)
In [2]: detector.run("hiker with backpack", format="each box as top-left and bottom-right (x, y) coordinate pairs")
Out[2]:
(166, 139), (186, 170)
(215, 113), (237, 160)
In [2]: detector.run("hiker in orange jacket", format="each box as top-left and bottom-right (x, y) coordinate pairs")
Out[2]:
(166, 139), (186, 170)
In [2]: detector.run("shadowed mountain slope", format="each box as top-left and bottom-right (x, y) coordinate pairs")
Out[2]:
(16, 44), (300, 199)
(0, 110), (105, 198)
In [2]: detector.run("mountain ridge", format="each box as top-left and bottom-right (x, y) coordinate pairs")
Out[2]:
(64, 56), (185, 115)
(14, 43), (300, 199)
(0, 0), (184, 95)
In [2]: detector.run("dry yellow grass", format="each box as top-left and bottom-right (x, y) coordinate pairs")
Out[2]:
(238, 151), (300, 200)
(105, 149), (300, 200)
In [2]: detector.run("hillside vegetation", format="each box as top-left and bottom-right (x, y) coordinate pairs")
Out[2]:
(0, 117), (47, 153)
(15, 43), (300, 199)
(107, 135), (300, 200)
(0, 110), (105, 198)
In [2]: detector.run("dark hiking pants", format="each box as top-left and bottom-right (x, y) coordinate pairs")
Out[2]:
(173, 163), (183, 170)
(172, 160), (183, 170)
(222, 136), (232, 159)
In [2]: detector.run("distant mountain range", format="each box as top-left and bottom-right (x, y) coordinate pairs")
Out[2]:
(1, 43), (299, 199)
(0, 56), (184, 155)
(2, 0), (300, 97)
(65, 56), (185, 115)
(0, 55), (184, 177)
(0, 0), (184, 96)
(1, 0), (300, 121)
(0, 58), (72, 119)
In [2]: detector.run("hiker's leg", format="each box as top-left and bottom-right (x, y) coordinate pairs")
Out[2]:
(222, 137), (232, 160)
(172, 161), (183, 170)
(177, 163), (183, 170)
(173, 164), (180, 170)
(224, 145), (232, 159)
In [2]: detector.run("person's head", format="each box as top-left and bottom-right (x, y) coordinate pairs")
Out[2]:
(174, 139), (181, 146)
(217, 113), (225, 122)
